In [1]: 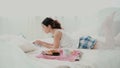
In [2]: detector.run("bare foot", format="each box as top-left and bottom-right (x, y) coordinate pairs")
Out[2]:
(102, 12), (116, 31)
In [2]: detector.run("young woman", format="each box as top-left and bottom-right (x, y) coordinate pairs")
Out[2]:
(33, 12), (119, 49)
(33, 17), (98, 49)
(33, 17), (74, 49)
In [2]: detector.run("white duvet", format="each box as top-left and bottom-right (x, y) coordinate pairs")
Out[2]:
(0, 35), (120, 68)
(26, 48), (120, 68)
(0, 42), (39, 68)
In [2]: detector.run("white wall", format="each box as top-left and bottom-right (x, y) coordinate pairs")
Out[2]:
(0, 16), (49, 40)
(0, 0), (120, 40)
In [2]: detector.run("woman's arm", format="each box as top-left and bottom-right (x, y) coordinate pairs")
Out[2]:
(52, 31), (62, 48)
(33, 31), (62, 49)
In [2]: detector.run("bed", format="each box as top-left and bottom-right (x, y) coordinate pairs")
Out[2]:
(0, 35), (120, 68)
(26, 48), (120, 68)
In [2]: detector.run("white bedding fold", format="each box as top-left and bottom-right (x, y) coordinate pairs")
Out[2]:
(0, 41), (39, 68)
(1, 35), (120, 68)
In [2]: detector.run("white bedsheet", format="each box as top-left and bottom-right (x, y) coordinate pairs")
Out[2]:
(0, 41), (39, 68)
(0, 35), (120, 68)
(26, 48), (120, 68)
(79, 49), (120, 68)
(0, 41), (92, 68)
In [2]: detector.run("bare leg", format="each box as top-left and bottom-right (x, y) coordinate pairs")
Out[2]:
(102, 12), (116, 49)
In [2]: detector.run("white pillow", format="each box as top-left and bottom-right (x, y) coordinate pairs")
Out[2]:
(12, 37), (38, 53)
(0, 35), (38, 53)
